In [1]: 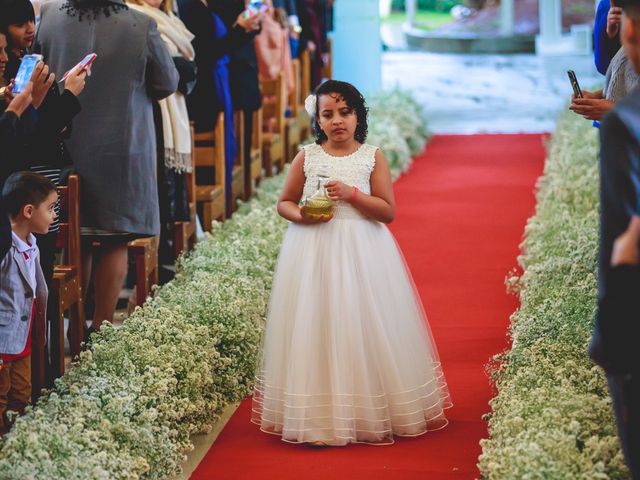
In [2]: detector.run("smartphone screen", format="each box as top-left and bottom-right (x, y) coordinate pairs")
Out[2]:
(567, 70), (583, 99)
(13, 54), (43, 94)
(243, 0), (267, 18)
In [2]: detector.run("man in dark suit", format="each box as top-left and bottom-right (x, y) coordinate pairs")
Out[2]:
(590, 1), (640, 477)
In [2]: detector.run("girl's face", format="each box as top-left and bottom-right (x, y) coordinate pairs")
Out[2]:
(0, 34), (8, 79)
(8, 20), (36, 50)
(316, 92), (358, 143)
(143, 0), (163, 9)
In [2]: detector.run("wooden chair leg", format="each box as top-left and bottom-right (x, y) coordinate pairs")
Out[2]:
(48, 298), (65, 381)
(263, 150), (273, 177)
(135, 253), (149, 307)
(203, 202), (213, 232)
(30, 310), (47, 404)
(68, 300), (83, 359)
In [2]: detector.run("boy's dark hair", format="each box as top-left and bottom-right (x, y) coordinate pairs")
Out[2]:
(2, 171), (56, 218)
(617, 0), (640, 19)
(0, 0), (35, 37)
(312, 80), (368, 144)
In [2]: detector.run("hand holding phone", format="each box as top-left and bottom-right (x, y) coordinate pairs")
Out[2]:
(243, 0), (267, 19)
(13, 54), (43, 94)
(567, 70), (583, 99)
(60, 53), (97, 83)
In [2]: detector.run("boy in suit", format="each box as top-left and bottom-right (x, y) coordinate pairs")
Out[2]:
(590, 0), (640, 477)
(0, 172), (56, 434)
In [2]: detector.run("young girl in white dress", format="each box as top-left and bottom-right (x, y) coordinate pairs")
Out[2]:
(252, 80), (451, 446)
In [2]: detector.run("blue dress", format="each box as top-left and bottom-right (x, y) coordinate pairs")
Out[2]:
(594, 0), (621, 75)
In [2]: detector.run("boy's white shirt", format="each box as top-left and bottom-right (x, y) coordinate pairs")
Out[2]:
(11, 231), (38, 291)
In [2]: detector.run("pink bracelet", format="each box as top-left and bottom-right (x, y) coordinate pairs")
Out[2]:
(350, 186), (359, 202)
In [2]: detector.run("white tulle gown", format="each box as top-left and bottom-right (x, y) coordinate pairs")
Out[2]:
(252, 143), (452, 446)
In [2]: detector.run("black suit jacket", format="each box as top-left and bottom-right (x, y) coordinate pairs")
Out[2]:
(590, 86), (640, 373)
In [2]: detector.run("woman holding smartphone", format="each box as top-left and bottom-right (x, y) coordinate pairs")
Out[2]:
(1, 0), (87, 291)
(35, 0), (178, 335)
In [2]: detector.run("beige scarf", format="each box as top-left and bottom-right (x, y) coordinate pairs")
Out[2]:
(129, 2), (195, 172)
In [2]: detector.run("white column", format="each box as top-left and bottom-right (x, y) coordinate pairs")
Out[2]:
(406, 0), (417, 28)
(333, 0), (382, 95)
(539, 0), (562, 41)
(500, 0), (514, 36)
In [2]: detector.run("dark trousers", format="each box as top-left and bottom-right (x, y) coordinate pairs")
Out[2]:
(607, 373), (640, 479)
(34, 231), (57, 388)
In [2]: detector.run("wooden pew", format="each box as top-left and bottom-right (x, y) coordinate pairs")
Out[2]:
(321, 37), (333, 81)
(297, 49), (312, 142)
(285, 59), (302, 163)
(194, 112), (226, 230)
(246, 109), (263, 199)
(261, 74), (286, 177)
(174, 126), (198, 259)
(128, 236), (159, 308)
(231, 110), (245, 209)
(45, 174), (85, 384)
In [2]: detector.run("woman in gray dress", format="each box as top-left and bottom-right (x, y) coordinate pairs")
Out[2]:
(35, 0), (178, 332)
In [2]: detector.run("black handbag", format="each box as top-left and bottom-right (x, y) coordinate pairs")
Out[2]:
(173, 56), (197, 96)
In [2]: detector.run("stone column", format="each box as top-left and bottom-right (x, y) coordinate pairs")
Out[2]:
(406, 0), (417, 28)
(539, 0), (562, 41)
(332, 0), (382, 94)
(500, 0), (514, 36)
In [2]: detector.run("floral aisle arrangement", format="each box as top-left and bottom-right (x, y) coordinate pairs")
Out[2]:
(368, 88), (430, 178)
(478, 112), (629, 479)
(0, 89), (427, 479)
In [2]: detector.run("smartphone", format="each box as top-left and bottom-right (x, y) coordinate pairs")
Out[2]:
(567, 70), (583, 99)
(60, 53), (97, 82)
(13, 54), (43, 94)
(242, 0), (267, 19)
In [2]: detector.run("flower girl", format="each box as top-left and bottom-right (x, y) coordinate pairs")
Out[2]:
(252, 80), (451, 446)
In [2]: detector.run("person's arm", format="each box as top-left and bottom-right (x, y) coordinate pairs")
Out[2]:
(594, 0), (619, 75)
(0, 87), (35, 179)
(325, 149), (396, 224)
(0, 196), (10, 261)
(34, 78), (82, 141)
(146, 19), (179, 100)
(605, 110), (640, 265)
(277, 150), (332, 223)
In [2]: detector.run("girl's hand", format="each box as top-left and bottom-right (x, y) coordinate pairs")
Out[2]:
(607, 6), (622, 39)
(325, 180), (353, 202)
(300, 206), (333, 224)
(31, 61), (55, 109)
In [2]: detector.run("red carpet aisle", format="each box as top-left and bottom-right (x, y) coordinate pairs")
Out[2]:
(191, 134), (545, 479)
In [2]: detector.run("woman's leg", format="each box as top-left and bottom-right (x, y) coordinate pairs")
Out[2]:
(91, 242), (128, 330)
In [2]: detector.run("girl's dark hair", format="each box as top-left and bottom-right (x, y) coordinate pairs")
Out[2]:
(312, 80), (368, 145)
(2, 171), (56, 218)
(0, 0), (35, 36)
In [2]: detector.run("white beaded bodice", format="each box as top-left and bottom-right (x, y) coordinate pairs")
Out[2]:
(302, 143), (377, 220)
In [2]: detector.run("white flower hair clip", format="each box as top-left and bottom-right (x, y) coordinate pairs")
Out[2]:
(304, 94), (317, 117)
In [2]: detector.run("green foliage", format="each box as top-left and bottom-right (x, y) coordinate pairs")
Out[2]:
(392, 0), (462, 13)
(478, 112), (629, 479)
